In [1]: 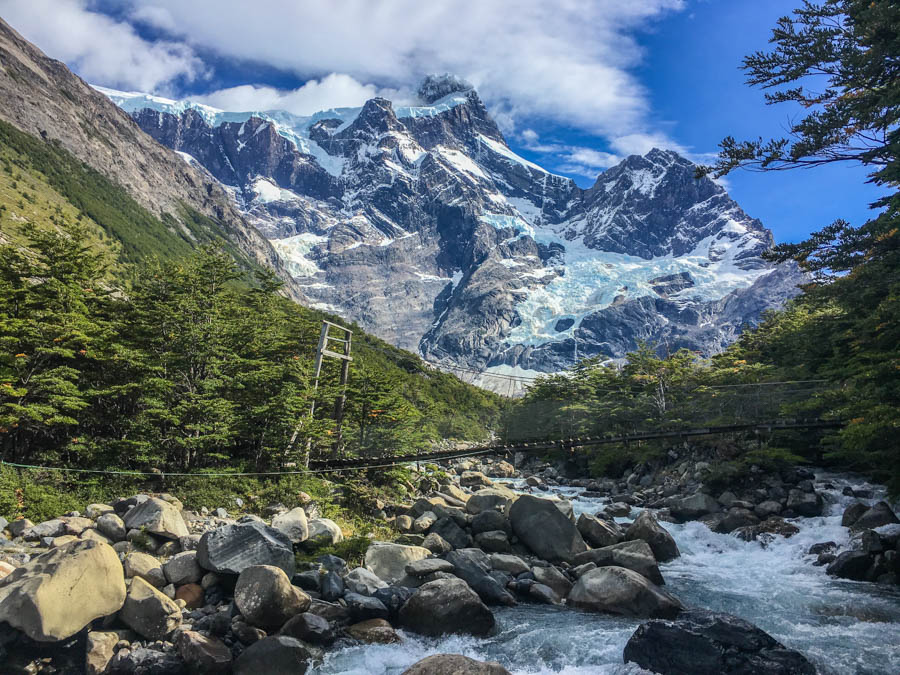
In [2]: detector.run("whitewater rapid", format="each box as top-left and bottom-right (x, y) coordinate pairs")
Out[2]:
(312, 473), (900, 674)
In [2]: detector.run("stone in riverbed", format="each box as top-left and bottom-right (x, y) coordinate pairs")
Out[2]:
(122, 497), (188, 539)
(423, 531), (453, 554)
(163, 550), (203, 585)
(474, 530), (510, 553)
(344, 591), (390, 621)
(623, 608), (816, 674)
(233, 635), (316, 675)
(120, 576), (181, 640)
(573, 540), (664, 585)
(826, 551), (873, 581)
(850, 501), (899, 531)
(670, 493), (720, 521)
(280, 611), (335, 646)
(398, 577), (495, 637)
(345, 566), (389, 595)
(176, 630), (232, 673)
(466, 488), (516, 515)
(402, 654), (511, 675)
(841, 501), (869, 527)
(509, 494), (587, 563)
(532, 565), (572, 598)
(406, 557), (455, 577)
(445, 548), (516, 606)
(235, 564), (311, 629)
(365, 542), (431, 584)
(624, 510), (679, 562)
(0, 540), (125, 642)
(197, 521), (295, 577)
(85, 630), (120, 675)
(567, 566), (682, 618)
(786, 489), (823, 517)
(96, 513), (126, 542)
(346, 618), (401, 643)
(430, 516), (471, 549)
(490, 553), (529, 576)
(577, 513), (624, 548)
(471, 509), (510, 535)
(374, 585), (415, 620)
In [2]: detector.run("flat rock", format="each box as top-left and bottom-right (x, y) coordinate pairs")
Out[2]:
(670, 493), (720, 521)
(406, 557), (455, 577)
(346, 618), (401, 643)
(176, 630), (232, 674)
(279, 612), (335, 646)
(197, 521), (295, 577)
(345, 566), (389, 595)
(466, 488), (516, 515)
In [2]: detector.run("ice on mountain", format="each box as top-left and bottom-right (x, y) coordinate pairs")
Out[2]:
(271, 232), (328, 278)
(417, 73), (473, 104)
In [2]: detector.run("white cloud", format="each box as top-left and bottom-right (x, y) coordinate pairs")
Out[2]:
(198, 74), (408, 116)
(0, 0), (206, 92)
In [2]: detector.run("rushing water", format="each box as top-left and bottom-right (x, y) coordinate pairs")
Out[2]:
(313, 473), (900, 674)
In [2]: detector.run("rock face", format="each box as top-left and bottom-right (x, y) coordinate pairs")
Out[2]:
(402, 654), (512, 675)
(105, 73), (801, 382)
(120, 576), (182, 640)
(122, 497), (189, 540)
(197, 521), (295, 577)
(623, 609), (816, 674)
(398, 577), (495, 636)
(625, 510), (679, 562)
(0, 540), (126, 641)
(234, 565), (311, 629)
(508, 495), (587, 562)
(567, 566), (682, 618)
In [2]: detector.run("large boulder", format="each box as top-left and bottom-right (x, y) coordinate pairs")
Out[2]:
(625, 510), (679, 562)
(122, 497), (188, 540)
(445, 548), (516, 606)
(567, 566), (682, 618)
(279, 612), (335, 646)
(430, 517), (471, 549)
(623, 608), (816, 674)
(508, 495), (587, 563)
(573, 540), (664, 585)
(306, 518), (344, 546)
(235, 565), (311, 629)
(233, 635), (315, 675)
(176, 630), (233, 673)
(841, 502), (868, 527)
(577, 513), (623, 548)
(123, 551), (167, 588)
(466, 488), (516, 515)
(850, 501), (899, 531)
(163, 551), (203, 586)
(271, 507), (309, 543)
(786, 489), (823, 517)
(120, 576), (181, 640)
(402, 654), (512, 674)
(0, 540), (125, 641)
(197, 521), (295, 577)
(471, 509), (510, 535)
(364, 542), (430, 584)
(96, 513), (126, 542)
(670, 493), (720, 521)
(825, 551), (873, 581)
(399, 577), (495, 637)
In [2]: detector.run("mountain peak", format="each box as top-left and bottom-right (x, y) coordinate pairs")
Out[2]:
(417, 73), (474, 104)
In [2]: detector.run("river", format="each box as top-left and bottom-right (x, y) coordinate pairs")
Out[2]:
(312, 472), (900, 674)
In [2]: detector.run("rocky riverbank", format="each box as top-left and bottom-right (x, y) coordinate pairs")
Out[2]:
(1, 451), (898, 674)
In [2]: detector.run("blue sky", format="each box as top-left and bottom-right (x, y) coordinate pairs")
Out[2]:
(1, 0), (885, 244)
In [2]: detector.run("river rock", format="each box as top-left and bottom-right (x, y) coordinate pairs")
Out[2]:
(406, 558), (455, 577)
(475, 530), (510, 553)
(108, 647), (183, 674)
(490, 553), (530, 576)
(532, 565), (572, 598)
(412, 511), (438, 533)
(398, 577), (495, 636)
(23, 519), (66, 540)
(85, 630), (120, 675)
(0, 540), (125, 641)
(402, 654), (511, 675)
(122, 497), (188, 539)
(280, 612), (335, 646)
(233, 635), (315, 675)
(8, 518), (33, 537)
(365, 542), (431, 584)
(573, 540), (664, 585)
(120, 576), (181, 640)
(625, 510), (679, 562)
(445, 548), (516, 605)
(96, 513), (126, 541)
(123, 551), (166, 588)
(197, 521), (295, 577)
(577, 513), (623, 548)
(271, 507), (309, 543)
(718, 508), (761, 534)
(567, 566), (682, 618)
(345, 566), (389, 595)
(423, 532), (453, 554)
(670, 493), (720, 521)
(460, 471), (493, 488)
(841, 501), (869, 527)
(85, 503), (115, 519)
(466, 488), (516, 515)
(786, 489), (823, 517)
(529, 582), (562, 605)
(754, 500), (783, 519)
(176, 630), (232, 673)
(306, 518), (344, 546)
(374, 585), (415, 620)
(826, 551), (873, 581)
(623, 608), (816, 674)
(851, 501), (899, 531)
(509, 494), (587, 563)
(163, 550), (203, 585)
(235, 564), (311, 629)
(344, 591), (390, 621)
(346, 618), (401, 643)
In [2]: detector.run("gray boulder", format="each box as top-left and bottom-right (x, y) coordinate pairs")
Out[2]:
(197, 521), (295, 577)
(123, 551), (166, 588)
(306, 518), (343, 546)
(233, 635), (315, 675)
(623, 608), (815, 674)
(445, 548), (515, 606)
(573, 539), (665, 585)
(406, 558), (455, 578)
(786, 489), (823, 517)
(176, 630), (233, 673)
(508, 495), (587, 563)
(120, 576), (181, 640)
(532, 565), (572, 598)
(364, 542), (430, 584)
(841, 502), (869, 527)
(96, 513), (126, 542)
(670, 493), (720, 521)
(122, 498), (188, 540)
(271, 507), (309, 543)
(235, 565), (311, 629)
(471, 509), (509, 535)
(430, 517), (471, 550)
(466, 488), (516, 515)
(398, 577), (495, 636)
(851, 501), (899, 531)
(625, 510), (679, 562)
(577, 513), (623, 548)
(567, 566), (682, 618)
(163, 551), (203, 586)
(826, 551), (873, 581)
(279, 612), (335, 646)
(490, 553), (529, 576)
(345, 566), (388, 595)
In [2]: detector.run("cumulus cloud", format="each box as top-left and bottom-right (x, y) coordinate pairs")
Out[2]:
(2, 0), (695, 156)
(198, 74), (409, 116)
(0, 0), (206, 92)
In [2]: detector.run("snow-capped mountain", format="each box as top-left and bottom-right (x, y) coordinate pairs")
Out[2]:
(98, 75), (802, 383)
